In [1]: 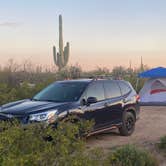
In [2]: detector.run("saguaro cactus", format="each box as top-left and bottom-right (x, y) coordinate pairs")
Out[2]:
(53, 15), (70, 70)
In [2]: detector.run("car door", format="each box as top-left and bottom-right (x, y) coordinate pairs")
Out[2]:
(80, 81), (108, 129)
(103, 80), (123, 125)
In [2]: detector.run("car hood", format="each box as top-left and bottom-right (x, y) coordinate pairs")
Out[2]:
(0, 99), (75, 116)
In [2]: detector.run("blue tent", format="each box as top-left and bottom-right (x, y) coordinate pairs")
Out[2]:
(139, 67), (166, 78)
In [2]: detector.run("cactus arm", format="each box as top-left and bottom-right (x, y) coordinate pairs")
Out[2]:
(64, 42), (70, 66)
(53, 46), (57, 65)
(63, 48), (67, 66)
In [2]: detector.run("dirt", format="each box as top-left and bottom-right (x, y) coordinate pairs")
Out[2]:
(86, 106), (166, 165)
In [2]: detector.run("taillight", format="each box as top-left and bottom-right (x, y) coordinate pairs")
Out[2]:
(135, 95), (140, 101)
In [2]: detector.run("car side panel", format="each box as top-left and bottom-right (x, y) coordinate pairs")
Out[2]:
(80, 100), (109, 129)
(103, 97), (124, 125)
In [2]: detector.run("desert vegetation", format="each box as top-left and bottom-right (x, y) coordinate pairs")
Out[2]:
(106, 145), (158, 166)
(158, 136), (166, 156)
(0, 119), (159, 166)
(0, 59), (145, 105)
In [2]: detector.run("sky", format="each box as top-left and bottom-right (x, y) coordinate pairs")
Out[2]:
(0, 0), (166, 70)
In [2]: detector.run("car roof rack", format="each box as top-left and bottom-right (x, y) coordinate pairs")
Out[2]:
(88, 75), (124, 81)
(88, 75), (113, 80)
(70, 75), (122, 81)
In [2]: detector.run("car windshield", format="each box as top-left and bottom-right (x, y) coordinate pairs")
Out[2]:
(33, 81), (89, 102)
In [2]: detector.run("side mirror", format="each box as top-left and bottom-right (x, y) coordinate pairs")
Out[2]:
(87, 97), (97, 105)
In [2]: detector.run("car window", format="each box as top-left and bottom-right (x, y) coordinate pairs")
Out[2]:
(86, 82), (105, 101)
(118, 81), (131, 95)
(103, 81), (121, 99)
(33, 82), (89, 102)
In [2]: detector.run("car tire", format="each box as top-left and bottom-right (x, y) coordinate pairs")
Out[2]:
(119, 111), (135, 136)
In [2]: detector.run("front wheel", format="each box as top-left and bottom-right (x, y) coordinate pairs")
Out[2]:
(119, 112), (135, 136)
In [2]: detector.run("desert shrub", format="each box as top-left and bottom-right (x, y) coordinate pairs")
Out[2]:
(0, 80), (51, 105)
(0, 119), (103, 166)
(106, 145), (158, 166)
(0, 84), (18, 105)
(55, 65), (82, 80)
(0, 119), (160, 166)
(158, 136), (166, 155)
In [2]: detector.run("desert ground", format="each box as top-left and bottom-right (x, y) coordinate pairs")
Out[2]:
(87, 106), (166, 165)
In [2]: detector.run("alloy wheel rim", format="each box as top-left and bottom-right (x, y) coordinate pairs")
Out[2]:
(126, 117), (134, 131)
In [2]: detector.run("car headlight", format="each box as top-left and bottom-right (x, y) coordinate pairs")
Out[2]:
(29, 110), (58, 124)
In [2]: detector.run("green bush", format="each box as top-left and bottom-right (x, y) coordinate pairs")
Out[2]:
(0, 119), (103, 166)
(106, 145), (158, 166)
(0, 81), (50, 105)
(0, 119), (160, 166)
(158, 136), (166, 155)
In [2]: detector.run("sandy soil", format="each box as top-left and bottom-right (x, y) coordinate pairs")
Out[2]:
(87, 106), (166, 165)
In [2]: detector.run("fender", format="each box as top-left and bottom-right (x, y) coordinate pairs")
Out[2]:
(58, 108), (84, 121)
(123, 106), (136, 120)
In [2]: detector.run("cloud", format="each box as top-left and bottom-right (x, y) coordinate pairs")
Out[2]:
(0, 22), (22, 27)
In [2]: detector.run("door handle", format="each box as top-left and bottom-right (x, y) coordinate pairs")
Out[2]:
(104, 102), (109, 107)
(123, 99), (128, 103)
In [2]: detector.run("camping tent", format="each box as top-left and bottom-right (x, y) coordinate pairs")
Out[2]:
(139, 67), (166, 105)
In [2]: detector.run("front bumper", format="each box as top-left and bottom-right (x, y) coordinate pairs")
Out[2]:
(0, 113), (29, 124)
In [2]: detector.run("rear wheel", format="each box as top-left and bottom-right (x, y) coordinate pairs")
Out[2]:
(119, 111), (135, 136)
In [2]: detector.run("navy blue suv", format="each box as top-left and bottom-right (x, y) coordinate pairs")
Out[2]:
(0, 79), (140, 136)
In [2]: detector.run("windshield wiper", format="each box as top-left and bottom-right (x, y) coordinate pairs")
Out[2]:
(43, 100), (56, 102)
(32, 98), (64, 102)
